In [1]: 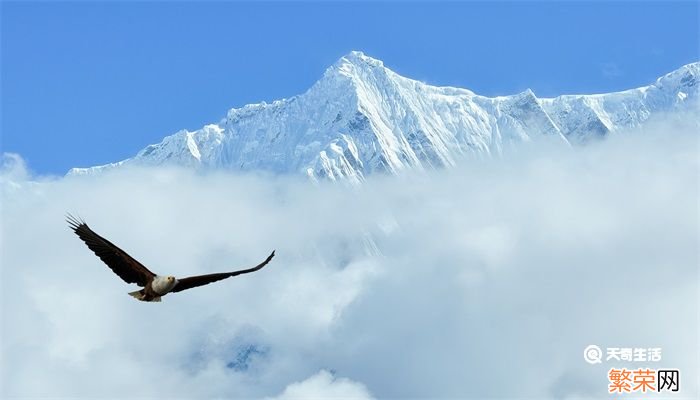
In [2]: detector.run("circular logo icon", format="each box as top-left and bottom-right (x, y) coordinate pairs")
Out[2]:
(584, 345), (603, 364)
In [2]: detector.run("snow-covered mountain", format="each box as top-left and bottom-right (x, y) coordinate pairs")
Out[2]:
(69, 51), (699, 182)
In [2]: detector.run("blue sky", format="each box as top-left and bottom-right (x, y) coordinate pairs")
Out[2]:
(2, 1), (698, 175)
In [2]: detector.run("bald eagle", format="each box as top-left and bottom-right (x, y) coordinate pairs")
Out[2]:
(67, 215), (275, 302)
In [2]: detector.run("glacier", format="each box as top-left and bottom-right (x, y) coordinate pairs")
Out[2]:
(68, 51), (699, 182)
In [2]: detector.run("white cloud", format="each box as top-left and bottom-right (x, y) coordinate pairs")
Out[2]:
(1, 117), (698, 398)
(0, 153), (31, 187)
(269, 370), (373, 400)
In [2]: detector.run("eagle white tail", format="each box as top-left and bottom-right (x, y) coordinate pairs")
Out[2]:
(128, 290), (161, 302)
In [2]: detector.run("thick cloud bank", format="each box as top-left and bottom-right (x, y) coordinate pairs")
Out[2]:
(1, 118), (698, 398)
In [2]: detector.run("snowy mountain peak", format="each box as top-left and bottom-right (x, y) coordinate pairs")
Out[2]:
(316, 51), (385, 86)
(318, 51), (391, 93)
(653, 62), (698, 104)
(336, 50), (385, 68)
(657, 62), (698, 86)
(68, 54), (699, 181)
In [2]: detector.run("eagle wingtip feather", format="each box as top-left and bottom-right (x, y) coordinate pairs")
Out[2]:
(65, 213), (86, 230)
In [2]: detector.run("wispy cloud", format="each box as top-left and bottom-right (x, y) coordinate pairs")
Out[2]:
(600, 61), (624, 79)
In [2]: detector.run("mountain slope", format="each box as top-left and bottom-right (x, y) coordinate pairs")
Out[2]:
(69, 52), (699, 181)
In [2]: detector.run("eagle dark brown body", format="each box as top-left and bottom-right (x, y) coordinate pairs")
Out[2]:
(67, 215), (275, 302)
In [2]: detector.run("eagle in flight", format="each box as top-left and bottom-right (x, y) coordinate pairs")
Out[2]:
(67, 215), (275, 302)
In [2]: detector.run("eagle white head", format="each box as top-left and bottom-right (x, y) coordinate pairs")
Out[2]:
(152, 275), (179, 295)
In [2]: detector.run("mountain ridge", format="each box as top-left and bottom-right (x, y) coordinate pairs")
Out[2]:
(69, 51), (699, 182)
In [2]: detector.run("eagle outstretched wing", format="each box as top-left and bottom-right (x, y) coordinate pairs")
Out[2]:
(67, 214), (156, 286)
(171, 250), (275, 293)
